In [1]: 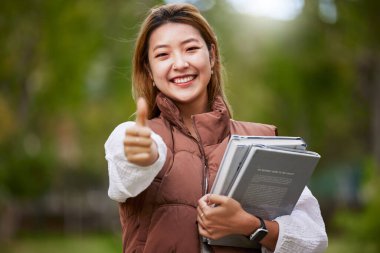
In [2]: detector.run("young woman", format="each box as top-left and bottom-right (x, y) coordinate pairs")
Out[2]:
(105, 3), (328, 253)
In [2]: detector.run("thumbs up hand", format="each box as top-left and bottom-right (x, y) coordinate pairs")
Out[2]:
(124, 97), (158, 166)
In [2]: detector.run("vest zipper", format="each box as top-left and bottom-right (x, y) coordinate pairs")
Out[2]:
(191, 116), (209, 196)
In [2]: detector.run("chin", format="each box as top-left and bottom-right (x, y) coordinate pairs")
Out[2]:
(168, 92), (197, 103)
(172, 97), (195, 104)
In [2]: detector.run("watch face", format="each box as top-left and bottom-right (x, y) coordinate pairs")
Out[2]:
(249, 228), (268, 242)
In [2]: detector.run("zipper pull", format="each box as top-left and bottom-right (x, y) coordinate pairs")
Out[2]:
(204, 164), (209, 195)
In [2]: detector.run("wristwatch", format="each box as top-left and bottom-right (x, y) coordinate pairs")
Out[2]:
(248, 216), (268, 242)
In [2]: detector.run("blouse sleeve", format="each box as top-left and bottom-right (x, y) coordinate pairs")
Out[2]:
(105, 122), (167, 203)
(262, 187), (328, 253)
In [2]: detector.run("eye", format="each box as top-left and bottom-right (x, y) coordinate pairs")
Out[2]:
(155, 52), (168, 58)
(187, 46), (200, 52)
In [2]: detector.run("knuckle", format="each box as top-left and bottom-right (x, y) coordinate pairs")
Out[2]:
(209, 234), (218, 240)
(201, 231), (208, 237)
(126, 151), (136, 157)
(146, 139), (153, 146)
(125, 126), (136, 134)
(126, 154), (134, 161)
(141, 127), (151, 135)
(124, 137), (132, 145)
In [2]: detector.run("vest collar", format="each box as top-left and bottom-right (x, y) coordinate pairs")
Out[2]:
(156, 92), (231, 146)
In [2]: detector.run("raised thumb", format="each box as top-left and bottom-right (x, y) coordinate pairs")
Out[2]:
(136, 97), (148, 126)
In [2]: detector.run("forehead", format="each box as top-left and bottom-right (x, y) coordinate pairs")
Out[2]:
(149, 22), (205, 48)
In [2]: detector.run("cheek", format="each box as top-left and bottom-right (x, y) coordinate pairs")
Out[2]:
(193, 53), (212, 70)
(151, 62), (170, 79)
(197, 58), (212, 75)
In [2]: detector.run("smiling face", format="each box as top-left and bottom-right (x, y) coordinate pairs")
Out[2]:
(148, 22), (214, 112)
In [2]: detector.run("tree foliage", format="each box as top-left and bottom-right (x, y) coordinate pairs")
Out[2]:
(0, 0), (379, 244)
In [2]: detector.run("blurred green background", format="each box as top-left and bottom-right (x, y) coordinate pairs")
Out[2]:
(1, 0), (379, 252)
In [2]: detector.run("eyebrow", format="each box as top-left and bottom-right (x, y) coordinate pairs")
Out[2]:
(152, 38), (201, 52)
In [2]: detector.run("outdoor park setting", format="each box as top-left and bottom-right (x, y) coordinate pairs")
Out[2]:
(1, 0), (379, 252)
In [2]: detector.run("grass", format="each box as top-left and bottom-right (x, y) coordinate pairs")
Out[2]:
(2, 233), (379, 253)
(325, 236), (378, 253)
(1, 233), (122, 253)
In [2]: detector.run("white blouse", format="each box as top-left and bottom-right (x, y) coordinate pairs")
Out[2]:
(105, 122), (167, 202)
(105, 122), (328, 253)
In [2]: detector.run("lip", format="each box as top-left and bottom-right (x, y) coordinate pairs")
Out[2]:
(170, 74), (197, 87)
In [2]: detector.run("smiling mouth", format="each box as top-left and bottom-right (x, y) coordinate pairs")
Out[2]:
(171, 75), (196, 84)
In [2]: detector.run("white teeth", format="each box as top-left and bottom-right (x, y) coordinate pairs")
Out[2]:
(173, 76), (195, 84)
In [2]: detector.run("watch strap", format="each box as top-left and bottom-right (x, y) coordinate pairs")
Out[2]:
(248, 216), (268, 242)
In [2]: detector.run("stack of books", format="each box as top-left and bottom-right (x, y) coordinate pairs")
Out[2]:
(205, 135), (320, 248)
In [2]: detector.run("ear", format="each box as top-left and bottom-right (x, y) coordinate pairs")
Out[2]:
(209, 44), (216, 68)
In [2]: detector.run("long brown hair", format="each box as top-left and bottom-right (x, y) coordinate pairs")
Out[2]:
(132, 3), (231, 119)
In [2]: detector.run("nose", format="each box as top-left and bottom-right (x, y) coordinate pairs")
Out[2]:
(172, 54), (189, 70)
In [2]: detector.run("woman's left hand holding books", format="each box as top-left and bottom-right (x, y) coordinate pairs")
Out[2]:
(196, 194), (258, 240)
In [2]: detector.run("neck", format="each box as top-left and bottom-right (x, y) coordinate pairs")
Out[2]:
(175, 96), (210, 137)
(176, 99), (210, 121)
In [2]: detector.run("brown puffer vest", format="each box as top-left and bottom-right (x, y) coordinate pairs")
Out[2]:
(119, 93), (277, 253)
